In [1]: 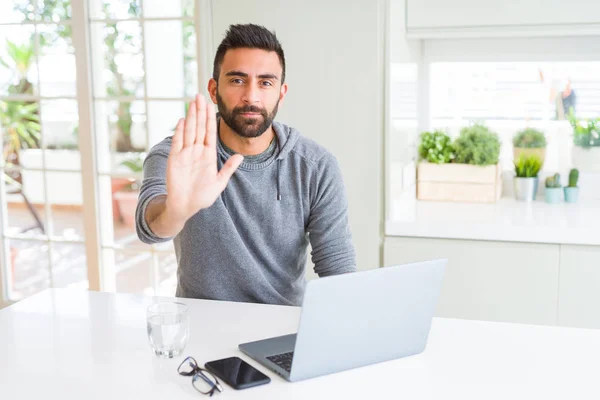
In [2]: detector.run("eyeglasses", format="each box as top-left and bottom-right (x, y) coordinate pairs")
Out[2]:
(178, 356), (223, 396)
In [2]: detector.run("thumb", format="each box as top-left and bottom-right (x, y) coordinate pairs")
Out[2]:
(217, 154), (244, 185)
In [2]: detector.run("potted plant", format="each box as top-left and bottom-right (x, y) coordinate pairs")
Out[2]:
(418, 130), (455, 164)
(513, 153), (542, 202)
(567, 109), (600, 172)
(564, 168), (579, 203)
(417, 123), (502, 203)
(453, 124), (501, 166)
(544, 173), (562, 204)
(513, 128), (547, 166)
(114, 153), (144, 227)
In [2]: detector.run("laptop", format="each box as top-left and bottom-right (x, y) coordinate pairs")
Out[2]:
(238, 259), (447, 382)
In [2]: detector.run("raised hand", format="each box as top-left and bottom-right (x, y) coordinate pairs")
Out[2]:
(164, 94), (244, 223)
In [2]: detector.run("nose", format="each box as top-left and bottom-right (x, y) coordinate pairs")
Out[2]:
(241, 80), (260, 105)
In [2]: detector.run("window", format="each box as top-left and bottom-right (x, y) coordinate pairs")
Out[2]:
(89, 0), (197, 296)
(387, 34), (600, 216)
(0, 0), (201, 303)
(431, 62), (600, 121)
(429, 62), (600, 172)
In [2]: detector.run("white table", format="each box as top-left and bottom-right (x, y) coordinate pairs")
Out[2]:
(1, 289), (600, 399)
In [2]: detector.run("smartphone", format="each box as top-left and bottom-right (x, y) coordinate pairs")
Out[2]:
(204, 356), (271, 390)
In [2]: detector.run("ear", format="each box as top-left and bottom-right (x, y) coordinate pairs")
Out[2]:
(208, 78), (218, 104)
(278, 82), (289, 106)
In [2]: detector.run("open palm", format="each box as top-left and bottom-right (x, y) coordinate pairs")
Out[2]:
(165, 95), (243, 222)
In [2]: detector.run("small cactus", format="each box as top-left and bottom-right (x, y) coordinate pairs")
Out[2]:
(545, 173), (561, 188)
(569, 169), (579, 187)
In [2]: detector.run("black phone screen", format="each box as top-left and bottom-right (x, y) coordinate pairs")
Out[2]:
(204, 357), (271, 390)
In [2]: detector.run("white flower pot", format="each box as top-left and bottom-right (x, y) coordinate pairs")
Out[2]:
(514, 177), (539, 202)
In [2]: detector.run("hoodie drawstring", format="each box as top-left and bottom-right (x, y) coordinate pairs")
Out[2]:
(277, 159), (282, 201)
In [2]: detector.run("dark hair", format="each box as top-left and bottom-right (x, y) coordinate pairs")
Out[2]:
(213, 24), (286, 84)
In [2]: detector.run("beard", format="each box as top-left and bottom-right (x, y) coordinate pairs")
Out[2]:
(216, 90), (280, 138)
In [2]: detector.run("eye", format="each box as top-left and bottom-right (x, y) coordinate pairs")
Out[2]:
(231, 78), (244, 84)
(261, 81), (273, 87)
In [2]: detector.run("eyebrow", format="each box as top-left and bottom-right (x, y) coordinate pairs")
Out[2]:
(224, 70), (279, 80)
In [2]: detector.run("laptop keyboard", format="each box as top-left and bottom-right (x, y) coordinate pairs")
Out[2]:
(266, 351), (294, 372)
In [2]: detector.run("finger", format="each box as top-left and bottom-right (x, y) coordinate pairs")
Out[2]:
(194, 94), (206, 145)
(170, 118), (185, 154)
(184, 101), (196, 148)
(205, 101), (217, 148)
(217, 154), (244, 185)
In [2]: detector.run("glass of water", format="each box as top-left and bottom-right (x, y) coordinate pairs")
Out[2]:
(146, 302), (190, 358)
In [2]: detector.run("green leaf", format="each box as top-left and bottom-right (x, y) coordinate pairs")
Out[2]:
(514, 153), (542, 178)
(418, 130), (455, 164)
(120, 154), (145, 173)
(569, 111), (600, 148)
(15, 125), (35, 148)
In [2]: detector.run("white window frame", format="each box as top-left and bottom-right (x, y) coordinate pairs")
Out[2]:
(0, 14), (84, 302)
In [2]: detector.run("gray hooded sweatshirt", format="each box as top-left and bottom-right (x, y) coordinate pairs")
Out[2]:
(135, 118), (356, 306)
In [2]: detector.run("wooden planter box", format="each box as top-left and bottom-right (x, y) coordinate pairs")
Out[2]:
(417, 162), (502, 203)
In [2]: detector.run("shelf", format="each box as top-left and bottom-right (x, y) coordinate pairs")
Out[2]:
(386, 195), (600, 246)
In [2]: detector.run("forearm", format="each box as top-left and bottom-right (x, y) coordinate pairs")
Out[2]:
(311, 236), (357, 277)
(144, 194), (187, 239)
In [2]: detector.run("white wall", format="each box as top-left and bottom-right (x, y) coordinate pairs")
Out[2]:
(209, 0), (386, 272)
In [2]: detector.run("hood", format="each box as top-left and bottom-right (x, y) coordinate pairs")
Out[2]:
(216, 116), (300, 201)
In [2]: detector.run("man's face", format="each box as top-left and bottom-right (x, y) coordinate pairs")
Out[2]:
(210, 48), (287, 138)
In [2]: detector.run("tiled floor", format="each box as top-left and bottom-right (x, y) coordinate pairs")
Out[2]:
(5, 203), (177, 301)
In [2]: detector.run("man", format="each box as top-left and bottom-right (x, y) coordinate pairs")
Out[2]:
(136, 24), (356, 306)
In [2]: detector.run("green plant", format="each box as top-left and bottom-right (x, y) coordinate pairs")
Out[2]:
(545, 173), (561, 188)
(120, 153), (144, 173)
(568, 168), (579, 188)
(103, 14), (142, 152)
(418, 130), (455, 164)
(100, 2), (143, 153)
(513, 154), (542, 178)
(513, 128), (547, 149)
(567, 108), (600, 148)
(0, 39), (35, 95)
(0, 37), (39, 176)
(453, 124), (501, 166)
(12, 1), (143, 153)
(0, 101), (41, 164)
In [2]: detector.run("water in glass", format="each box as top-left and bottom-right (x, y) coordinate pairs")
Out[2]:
(146, 302), (189, 358)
